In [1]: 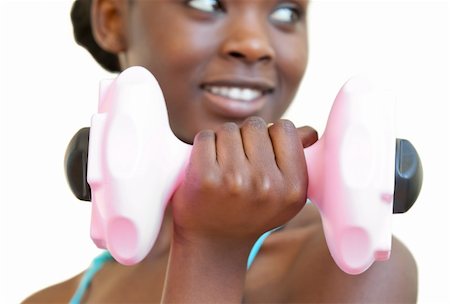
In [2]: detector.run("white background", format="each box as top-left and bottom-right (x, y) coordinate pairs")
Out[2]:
(1, 0), (449, 303)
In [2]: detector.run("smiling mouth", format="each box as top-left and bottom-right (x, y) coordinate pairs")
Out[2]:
(201, 84), (274, 118)
(203, 85), (267, 101)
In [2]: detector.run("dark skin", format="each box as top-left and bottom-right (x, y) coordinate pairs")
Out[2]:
(24, 0), (418, 303)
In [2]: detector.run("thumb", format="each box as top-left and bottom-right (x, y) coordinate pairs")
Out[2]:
(296, 126), (318, 148)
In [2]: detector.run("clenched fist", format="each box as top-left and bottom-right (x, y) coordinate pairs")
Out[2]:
(171, 117), (318, 248)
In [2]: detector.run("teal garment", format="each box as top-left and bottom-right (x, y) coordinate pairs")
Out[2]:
(70, 251), (114, 304)
(69, 230), (275, 304)
(246, 229), (273, 269)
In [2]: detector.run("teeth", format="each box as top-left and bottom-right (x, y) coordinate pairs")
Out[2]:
(206, 86), (263, 101)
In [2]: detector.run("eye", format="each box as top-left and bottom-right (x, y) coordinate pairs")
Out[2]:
(185, 0), (224, 13)
(270, 6), (303, 24)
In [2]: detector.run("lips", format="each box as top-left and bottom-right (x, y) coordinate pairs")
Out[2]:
(201, 78), (275, 118)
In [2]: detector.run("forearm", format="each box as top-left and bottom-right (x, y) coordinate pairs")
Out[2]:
(161, 235), (252, 303)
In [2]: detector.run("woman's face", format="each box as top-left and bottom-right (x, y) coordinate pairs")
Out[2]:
(121, 0), (308, 143)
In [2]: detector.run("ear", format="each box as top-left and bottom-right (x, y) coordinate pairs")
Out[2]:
(91, 0), (128, 54)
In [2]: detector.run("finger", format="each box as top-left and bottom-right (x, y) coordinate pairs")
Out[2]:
(215, 122), (246, 168)
(268, 119), (306, 177)
(240, 117), (276, 168)
(190, 129), (218, 171)
(296, 126), (318, 148)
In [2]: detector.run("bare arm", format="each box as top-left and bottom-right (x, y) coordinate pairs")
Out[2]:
(162, 233), (252, 303)
(243, 205), (417, 303)
(21, 273), (83, 303)
(292, 233), (418, 303)
(284, 212), (418, 303)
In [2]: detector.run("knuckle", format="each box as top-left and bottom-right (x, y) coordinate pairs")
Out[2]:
(224, 171), (246, 194)
(285, 182), (305, 205)
(254, 174), (276, 201)
(197, 171), (221, 191)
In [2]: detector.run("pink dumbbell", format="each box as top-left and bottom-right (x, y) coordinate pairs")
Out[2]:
(65, 66), (422, 275)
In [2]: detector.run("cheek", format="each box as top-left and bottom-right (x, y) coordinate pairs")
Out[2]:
(149, 23), (219, 75)
(127, 7), (216, 78)
(127, 24), (211, 106)
(263, 35), (307, 121)
(130, 30), (220, 130)
(148, 28), (216, 107)
(277, 35), (308, 89)
(272, 34), (308, 116)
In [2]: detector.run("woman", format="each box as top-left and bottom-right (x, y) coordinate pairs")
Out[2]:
(24, 0), (417, 302)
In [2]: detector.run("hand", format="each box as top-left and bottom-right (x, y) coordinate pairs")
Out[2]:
(171, 117), (318, 248)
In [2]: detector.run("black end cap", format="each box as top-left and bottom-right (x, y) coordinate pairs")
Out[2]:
(64, 127), (91, 201)
(393, 138), (423, 213)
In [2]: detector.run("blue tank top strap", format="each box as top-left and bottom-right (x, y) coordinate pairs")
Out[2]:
(70, 229), (277, 303)
(247, 227), (279, 269)
(70, 251), (114, 304)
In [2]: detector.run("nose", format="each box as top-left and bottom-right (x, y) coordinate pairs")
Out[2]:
(220, 17), (275, 65)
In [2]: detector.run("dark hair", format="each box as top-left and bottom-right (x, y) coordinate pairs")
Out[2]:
(70, 0), (121, 72)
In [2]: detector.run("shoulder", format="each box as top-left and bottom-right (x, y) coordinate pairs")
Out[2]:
(244, 205), (417, 303)
(22, 272), (84, 303)
(287, 204), (418, 303)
